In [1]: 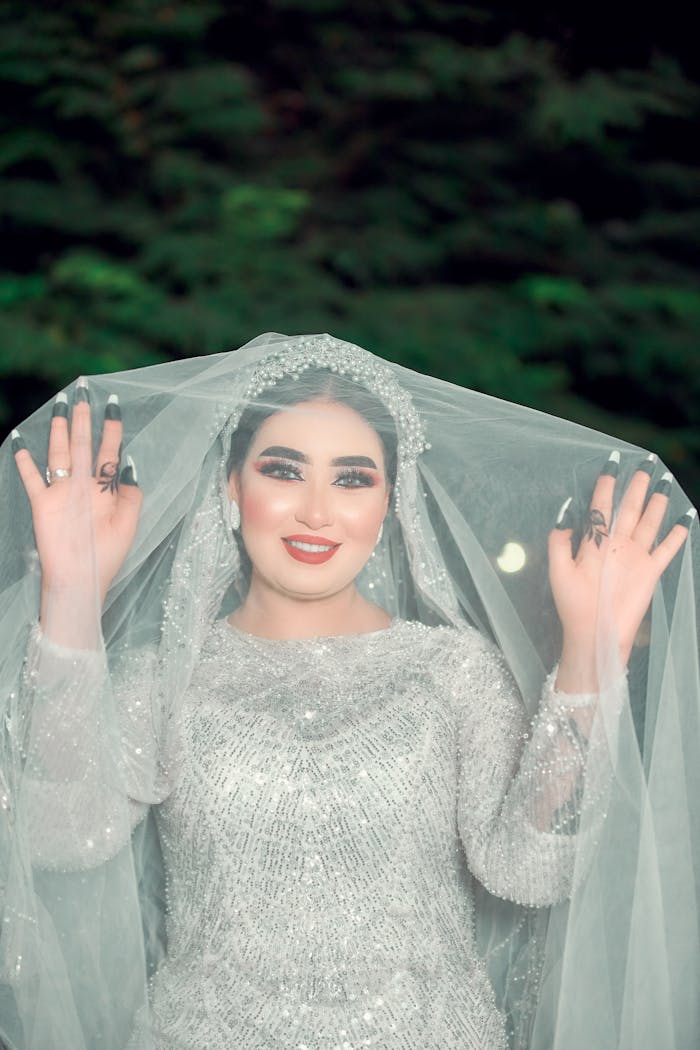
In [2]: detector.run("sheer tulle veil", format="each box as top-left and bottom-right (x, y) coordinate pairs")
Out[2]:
(0, 331), (698, 1048)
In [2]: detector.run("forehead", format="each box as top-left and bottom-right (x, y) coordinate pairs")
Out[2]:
(251, 399), (385, 455)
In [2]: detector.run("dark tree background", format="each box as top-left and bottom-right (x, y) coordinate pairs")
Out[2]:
(1, 1), (698, 501)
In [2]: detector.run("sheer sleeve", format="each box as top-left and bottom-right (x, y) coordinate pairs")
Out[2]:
(439, 627), (621, 907)
(17, 624), (168, 871)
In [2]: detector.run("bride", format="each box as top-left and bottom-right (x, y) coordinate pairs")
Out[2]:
(1, 333), (698, 1049)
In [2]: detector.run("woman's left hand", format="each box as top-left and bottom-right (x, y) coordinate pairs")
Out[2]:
(548, 455), (693, 692)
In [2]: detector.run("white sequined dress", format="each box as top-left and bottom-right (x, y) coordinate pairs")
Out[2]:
(27, 616), (606, 1050)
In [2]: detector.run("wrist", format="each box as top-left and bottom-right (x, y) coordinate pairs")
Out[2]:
(39, 578), (104, 647)
(557, 638), (598, 694)
(41, 573), (107, 603)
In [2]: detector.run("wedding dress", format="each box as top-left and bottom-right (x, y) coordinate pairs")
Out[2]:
(1, 333), (698, 1049)
(26, 616), (608, 1049)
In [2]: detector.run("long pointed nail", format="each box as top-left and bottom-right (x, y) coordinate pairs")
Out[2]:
(555, 496), (573, 529)
(676, 507), (697, 529)
(653, 471), (673, 497)
(600, 450), (620, 479)
(119, 454), (138, 486)
(11, 428), (26, 453)
(104, 394), (121, 421)
(52, 392), (68, 419)
(639, 453), (657, 477)
(75, 376), (90, 404)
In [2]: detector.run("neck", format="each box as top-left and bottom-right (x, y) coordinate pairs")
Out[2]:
(229, 574), (390, 639)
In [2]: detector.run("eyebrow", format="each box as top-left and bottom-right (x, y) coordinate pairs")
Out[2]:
(258, 445), (379, 469)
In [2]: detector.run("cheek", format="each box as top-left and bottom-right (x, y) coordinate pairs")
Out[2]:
(239, 480), (294, 531)
(337, 493), (386, 543)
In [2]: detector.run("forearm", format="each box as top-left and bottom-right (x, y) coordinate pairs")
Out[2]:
(460, 668), (621, 907)
(22, 623), (108, 781)
(527, 682), (597, 834)
(17, 626), (156, 868)
(452, 628), (622, 906)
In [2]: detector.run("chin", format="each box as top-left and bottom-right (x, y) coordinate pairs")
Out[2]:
(279, 567), (357, 596)
(270, 559), (372, 599)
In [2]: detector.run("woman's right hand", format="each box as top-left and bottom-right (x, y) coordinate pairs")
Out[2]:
(12, 379), (143, 611)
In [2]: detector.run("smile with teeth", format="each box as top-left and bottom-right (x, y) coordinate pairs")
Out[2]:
(282, 535), (342, 564)
(286, 539), (337, 552)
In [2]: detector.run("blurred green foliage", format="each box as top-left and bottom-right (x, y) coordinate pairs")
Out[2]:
(0, 1), (698, 501)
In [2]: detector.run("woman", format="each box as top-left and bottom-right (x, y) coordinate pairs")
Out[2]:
(0, 332), (698, 1049)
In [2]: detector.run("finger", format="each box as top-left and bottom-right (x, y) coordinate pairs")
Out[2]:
(69, 377), (93, 477)
(581, 452), (618, 553)
(548, 526), (575, 572)
(632, 473), (673, 551)
(113, 456), (143, 537)
(95, 396), (123, 493)
(614, 457), (657, 538)
(11, 430), (46, 503)
(47, 394), (71, 473)
(548, 499), (575, 580)
(650, 510), (695, 574)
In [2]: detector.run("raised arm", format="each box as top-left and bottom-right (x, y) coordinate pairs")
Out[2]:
(450, 451), (692, 908)
(8, 380), (153, 869)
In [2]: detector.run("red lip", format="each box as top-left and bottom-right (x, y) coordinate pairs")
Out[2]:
(281, 534), (341, 565)
(284, 533), (339, 545)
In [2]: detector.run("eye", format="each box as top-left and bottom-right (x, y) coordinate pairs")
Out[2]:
(333, 469), (376, 489)
(257, 459), (303, 481)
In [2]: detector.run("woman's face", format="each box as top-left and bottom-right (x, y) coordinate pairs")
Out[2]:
(228, 399), (390, 602)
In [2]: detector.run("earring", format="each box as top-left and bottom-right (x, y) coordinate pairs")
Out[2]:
(376, 521), (384, 544)
(229, 499), (241, 530)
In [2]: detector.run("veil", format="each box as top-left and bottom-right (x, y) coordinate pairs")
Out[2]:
(0, 331), (698, 1048)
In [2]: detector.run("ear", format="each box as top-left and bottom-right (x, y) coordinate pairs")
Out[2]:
(228, 471), (240, 503)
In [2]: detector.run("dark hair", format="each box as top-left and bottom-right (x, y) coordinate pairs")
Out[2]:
(226, 368), (398, 489)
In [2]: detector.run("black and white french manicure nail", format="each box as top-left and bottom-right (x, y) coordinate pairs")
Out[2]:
(52, 392), (68, 419)
(600, 450), (620, 478)
(554, 496), (573, 530)
(104, 394), (121, 421)
(639, 453), (657, 477)
(653, 471), (673, 497)
(10, 429), (26, 453)
(119, 455), (138, 486)
(676, 507), (697, 529)
(75, 376), (90, 404)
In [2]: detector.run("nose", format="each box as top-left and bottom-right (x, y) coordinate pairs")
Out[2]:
(294, 478), (333, 530)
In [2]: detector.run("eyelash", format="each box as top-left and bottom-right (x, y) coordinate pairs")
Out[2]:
(257, 460), (376, 488)
(336, 467), (376, 489)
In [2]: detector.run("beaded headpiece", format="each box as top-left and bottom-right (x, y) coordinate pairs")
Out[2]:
(219, 334), (429, 485)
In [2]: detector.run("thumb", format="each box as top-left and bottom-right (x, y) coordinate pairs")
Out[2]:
(548, 496), (575, 584)
(548, 526), (574, 569)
